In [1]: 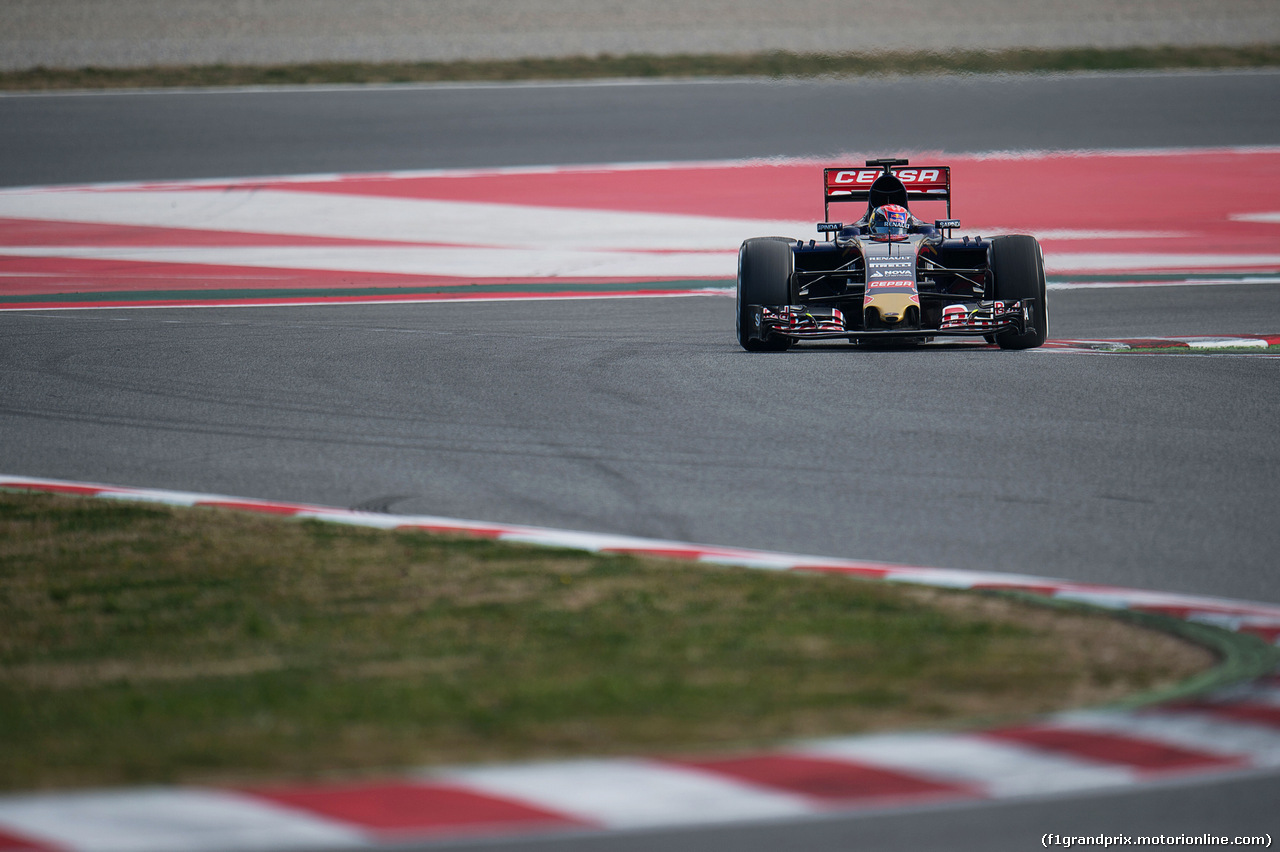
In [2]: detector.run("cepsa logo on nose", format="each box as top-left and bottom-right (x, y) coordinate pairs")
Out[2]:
(830, 169), (942, 184)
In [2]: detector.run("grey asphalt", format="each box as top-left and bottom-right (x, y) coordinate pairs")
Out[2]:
(1, 73), (1278, 849)
(3, 70), (1280, 188)
(4, 286), (1279, 606)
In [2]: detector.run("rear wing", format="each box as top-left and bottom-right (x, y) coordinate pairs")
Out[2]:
(823, 165), (952, 223)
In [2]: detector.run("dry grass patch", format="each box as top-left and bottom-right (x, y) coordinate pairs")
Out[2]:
(0, 490), (1212, 791)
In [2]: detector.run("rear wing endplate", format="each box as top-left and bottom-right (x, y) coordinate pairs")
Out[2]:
(823, 165), (951, 223)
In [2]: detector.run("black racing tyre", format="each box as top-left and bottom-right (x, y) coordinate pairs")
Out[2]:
(736, 237), (795, 352)
(989, 234), (1048, 350)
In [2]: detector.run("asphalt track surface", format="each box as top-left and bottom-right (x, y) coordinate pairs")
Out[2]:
(2, 72), (1279, 849)
(2, 69), (1280, 187)
(5, 287), (1280, 608)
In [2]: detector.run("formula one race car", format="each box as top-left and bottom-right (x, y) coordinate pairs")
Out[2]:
(736, 158), (1048, 351)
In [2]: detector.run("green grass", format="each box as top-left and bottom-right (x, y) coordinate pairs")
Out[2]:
(0, 490), (1212, 791)
(4, 44), (1279, 91)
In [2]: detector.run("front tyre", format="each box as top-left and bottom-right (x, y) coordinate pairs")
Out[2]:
(989, 235), (1048, 350)
(737, 237), (795, 352)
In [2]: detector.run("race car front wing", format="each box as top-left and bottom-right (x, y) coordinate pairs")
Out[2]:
(749, 299), (1037, 342)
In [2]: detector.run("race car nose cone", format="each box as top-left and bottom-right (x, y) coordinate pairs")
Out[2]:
(863, 292), (918, 325)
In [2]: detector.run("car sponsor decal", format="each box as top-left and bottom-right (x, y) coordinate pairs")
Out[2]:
(826, 167), (949, 193)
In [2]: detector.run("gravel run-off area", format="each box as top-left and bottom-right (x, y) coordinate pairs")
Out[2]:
(2, 0), (1279, 71)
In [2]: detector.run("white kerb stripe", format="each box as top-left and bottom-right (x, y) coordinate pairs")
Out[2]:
(1047, 710), (1280, 767)
(1182, 337), (1269, 349)
(1230, 212), (1280, 223)
(0, 189), (811, 253)
(435, 758), (817, 829)
(1246, 687), (1280, 708)
(0, 788), (364, 852)
(1043, 253), (1280, 272)
(0, 245), (737, 280)
(798, 732), (1137, 798)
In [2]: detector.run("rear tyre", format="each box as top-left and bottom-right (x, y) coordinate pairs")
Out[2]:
(989, 235), (1048, 350)
(737, 237), (796, 352)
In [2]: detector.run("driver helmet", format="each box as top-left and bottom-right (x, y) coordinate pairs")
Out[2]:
(868, 204), (911, 239)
